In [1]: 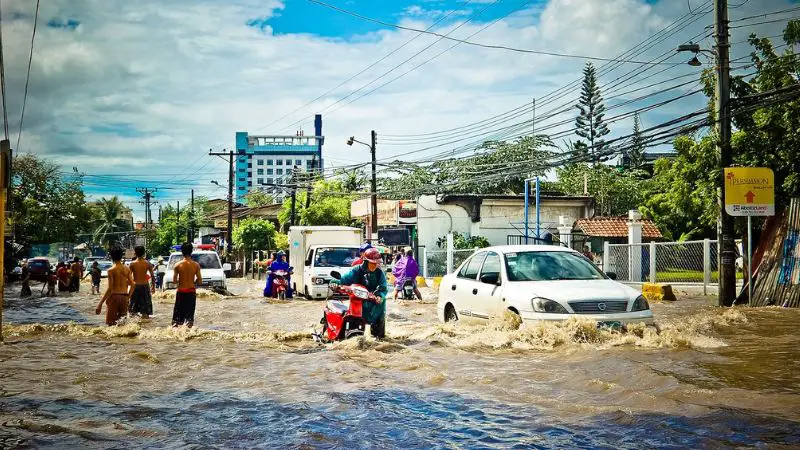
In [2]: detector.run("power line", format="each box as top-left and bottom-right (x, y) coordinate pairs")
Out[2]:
(16, 0), (40, 152)
(307, 0), (689, 65)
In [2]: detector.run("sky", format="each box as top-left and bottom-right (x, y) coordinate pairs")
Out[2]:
(0, 0), (794, 220)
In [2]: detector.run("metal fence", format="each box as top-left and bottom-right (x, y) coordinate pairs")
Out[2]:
(421, 248), (479, 278)
(604, 239), (720, 292)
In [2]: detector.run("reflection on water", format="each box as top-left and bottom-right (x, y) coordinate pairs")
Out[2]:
(2, 388), (799, 449)
(1, 280), (799, 448)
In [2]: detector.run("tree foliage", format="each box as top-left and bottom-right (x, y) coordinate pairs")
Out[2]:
(278, 179), (360, 229)
(626, 113), (646, 169)
(243, 189), (274, 208)
(436, 232), (490, 250)
(575, 62), (610, 162)
(555, 163), (648, 217)
(379, 136), (554, 197)
(11, 154), (92, 247)
(233, 217), (276, 252)
(91, 196), (132, 246)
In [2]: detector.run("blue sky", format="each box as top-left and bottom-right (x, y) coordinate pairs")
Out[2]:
(0, 0), (794, 219)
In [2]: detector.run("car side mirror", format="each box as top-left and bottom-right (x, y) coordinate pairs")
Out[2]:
(330, 270), (342, 280)
(480, 273), (500, 285)
(606, 272), (617, 280)
(223, 263), (232, 271)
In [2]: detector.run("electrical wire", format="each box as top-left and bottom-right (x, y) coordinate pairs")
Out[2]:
(16, 0), (40, 152)
(307, 0), (690, 65)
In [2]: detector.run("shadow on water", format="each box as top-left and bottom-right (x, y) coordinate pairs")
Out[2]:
(2, 294), (88, 325)
(1, 389), (798, 449)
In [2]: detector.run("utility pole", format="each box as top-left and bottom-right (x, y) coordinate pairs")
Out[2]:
(136, 187), (157, 252)
(0, 139), (10, 341)
(188, 189), (194, 243)
(177, 201), (181, 243)
(209, 149), (235, 258)
(370, 130), (378, 240)
(305, 155), (316, 212)
(290, 166), (298, 226)
(532, 98), (536, 136)
(715, 0), (735, 307)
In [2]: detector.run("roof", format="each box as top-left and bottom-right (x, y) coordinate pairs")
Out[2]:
(573, 217), (663, 239)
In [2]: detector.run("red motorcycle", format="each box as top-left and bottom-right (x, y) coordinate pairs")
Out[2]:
(270, 270), (289, 300)
(312, 271), (378, 342)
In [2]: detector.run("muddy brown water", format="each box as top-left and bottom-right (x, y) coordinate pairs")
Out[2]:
(1, 278), (799, 448)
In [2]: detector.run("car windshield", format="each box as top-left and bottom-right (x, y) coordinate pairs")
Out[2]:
(97, 261), (113, 270)
(29, 260), (49, 269)
(314, 247), (358, 267)
(505, 251), (605, 282)
(167, 253), (221, 270)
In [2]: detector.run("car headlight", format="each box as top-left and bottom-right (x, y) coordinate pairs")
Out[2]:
(531, 297), (569, 314)
(314, 277), (327, 285)
(632, 295), (650, 311)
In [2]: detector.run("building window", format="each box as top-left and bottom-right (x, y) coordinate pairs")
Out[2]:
(257, 159), (264, 166)
(276, 159), (283, 166)
(285, 159), (292, 166)
(248, 163), (252, 168)
(267, 178), (273, 185)
(277, 169), (283, 175)
(295, 159), (302, 166)
(267, 159), (273, 166)
(286, 168), (292, 176)
(257, 178), (264, 185)
(257, 169), (264, 175)
(248, 181), (252, 186)
(267, 168), (273, 175)
(238, 168), (246, 173)
(238, 177), (245, 182)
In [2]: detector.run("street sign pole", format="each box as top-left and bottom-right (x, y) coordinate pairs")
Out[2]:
(747, 215), (752, 305)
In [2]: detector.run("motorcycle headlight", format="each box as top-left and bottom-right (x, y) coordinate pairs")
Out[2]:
(632, 295), (650, 311)
(351, 286), (370, 299)
(531, 297), (569, 314)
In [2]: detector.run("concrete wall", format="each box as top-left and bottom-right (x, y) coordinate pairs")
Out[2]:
(417, 195), (592, 251)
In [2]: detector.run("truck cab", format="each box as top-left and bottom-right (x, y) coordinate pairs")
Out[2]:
(302, 245), (360, 299)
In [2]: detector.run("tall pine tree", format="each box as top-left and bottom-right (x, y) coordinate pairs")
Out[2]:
(574, 62), (610, 164)
(626, 112), (646, 169)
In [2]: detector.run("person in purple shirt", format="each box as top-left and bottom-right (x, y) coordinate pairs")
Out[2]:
(392, 248), (422, 300)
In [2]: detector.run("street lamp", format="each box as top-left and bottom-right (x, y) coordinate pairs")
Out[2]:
(677, 32), (735, 306)
(347, 132), (378, 240)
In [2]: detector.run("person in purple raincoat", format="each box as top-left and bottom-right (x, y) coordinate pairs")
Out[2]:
(392, 248), (422, 300)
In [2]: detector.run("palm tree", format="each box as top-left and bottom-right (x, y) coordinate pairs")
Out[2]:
(92, 196), (130, 247)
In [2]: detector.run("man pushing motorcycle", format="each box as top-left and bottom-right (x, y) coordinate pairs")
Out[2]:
(330, 248), (388, 339)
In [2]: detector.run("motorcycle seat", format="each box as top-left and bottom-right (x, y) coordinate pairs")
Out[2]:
(327, 300), (349, 314)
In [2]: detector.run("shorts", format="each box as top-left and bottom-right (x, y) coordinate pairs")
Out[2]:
(172, 290), (197, 327)
(106, 293), (129, 325)
(129, 284), (153, 316)
(92, 279), (101, 288)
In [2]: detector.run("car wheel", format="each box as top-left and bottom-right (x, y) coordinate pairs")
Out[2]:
(444, 303), (458, 322)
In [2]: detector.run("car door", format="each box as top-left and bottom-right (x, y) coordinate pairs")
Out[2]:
(448, 252), (486, 323)
(471, 251), (504, 321)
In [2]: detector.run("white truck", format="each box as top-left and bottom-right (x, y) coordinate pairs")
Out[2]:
(163, 250), (231, 290)
(288, 226), (363, 299)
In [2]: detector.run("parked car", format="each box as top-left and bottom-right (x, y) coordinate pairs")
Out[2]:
(437, 245), (654, 327)
(27, 257), (52, 283)
(97, 260), (113, 278)
(163, 250), (231, 290)
(84, 256), (104, 268)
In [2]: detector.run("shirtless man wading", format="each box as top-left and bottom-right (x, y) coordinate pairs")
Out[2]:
(129, 246), (156, 318)
(96, 247), (135, 325)
(172, 242), (202, 328)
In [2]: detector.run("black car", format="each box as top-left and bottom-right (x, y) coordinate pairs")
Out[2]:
(27, 257), (52, 282)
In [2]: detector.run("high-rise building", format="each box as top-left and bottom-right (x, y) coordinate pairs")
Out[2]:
(235, 114), (323, 200)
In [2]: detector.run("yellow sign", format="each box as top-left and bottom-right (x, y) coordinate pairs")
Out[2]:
(724, 167), (775, 216)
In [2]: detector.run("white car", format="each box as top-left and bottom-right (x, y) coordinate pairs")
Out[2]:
(437, 245), (653, 326)
(163, 250), (231, 290)
(97, 260), (113, 278)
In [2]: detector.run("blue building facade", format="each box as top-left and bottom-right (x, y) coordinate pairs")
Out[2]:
(235, 114), (324, 200)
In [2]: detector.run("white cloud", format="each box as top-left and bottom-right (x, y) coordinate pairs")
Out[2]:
(0, 0), (793, 220)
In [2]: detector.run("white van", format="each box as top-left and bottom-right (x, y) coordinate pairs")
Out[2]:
(301, 245), (361, 299)
(163, 250), (231, 290)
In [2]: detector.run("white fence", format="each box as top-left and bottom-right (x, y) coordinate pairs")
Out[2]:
(604, 239), (720, 293)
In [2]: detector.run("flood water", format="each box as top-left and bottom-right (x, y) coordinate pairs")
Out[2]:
(1, 277), (799, 448)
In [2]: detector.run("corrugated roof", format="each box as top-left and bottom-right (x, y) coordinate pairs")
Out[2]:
(574, 216), (663, 239)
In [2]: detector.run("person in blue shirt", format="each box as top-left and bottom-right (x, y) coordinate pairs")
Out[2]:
(332, 248), (388, 339)
(264, 251), (293, 298)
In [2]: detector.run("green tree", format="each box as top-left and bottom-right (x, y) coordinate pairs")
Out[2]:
(244, 189), (274, 207)
(91, 196), (131, 246)
(274, 232), (289, 250)
(11, 154), (92, 247)
(279, 178), (361, 229)
(575, 62), (610, 163)
(555, 163), (649, 217)
(436, 232), (490, 249)
(626, 113), (646, 169)
(233, 217), (276, 252)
